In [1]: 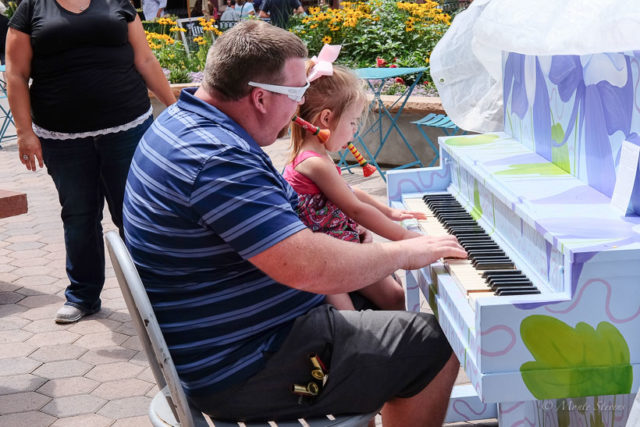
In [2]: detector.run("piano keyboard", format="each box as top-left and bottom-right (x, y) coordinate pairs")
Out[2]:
(405, 194), (540, 301)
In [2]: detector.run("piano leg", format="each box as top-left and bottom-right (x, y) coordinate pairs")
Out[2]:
(404, 269), (422, 313)
(405, 270), (500, 423)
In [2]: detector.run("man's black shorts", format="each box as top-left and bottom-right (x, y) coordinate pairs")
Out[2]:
(191, 304), (453, 421)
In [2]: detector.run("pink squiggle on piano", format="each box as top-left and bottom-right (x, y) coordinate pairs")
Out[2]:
(388, 168), (450, 200)
(452, 400), (489, 421)
(545, 278), (640, 323)
(501, 401), (525, 413)
(510, 417), (536, 427)
(479, 325), (516, 356)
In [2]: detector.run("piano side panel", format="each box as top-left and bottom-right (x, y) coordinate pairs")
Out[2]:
(426, 249), (640, 403)
(386, 153), (452, 204)
(476, 249), (640, 402)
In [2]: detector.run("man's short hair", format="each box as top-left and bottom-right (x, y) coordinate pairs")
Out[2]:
(203, 20), (308, 101)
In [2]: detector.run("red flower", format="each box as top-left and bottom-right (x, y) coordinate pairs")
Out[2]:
(389, 64), (398, 68)
(395, 77), (405, 84)
(376, 57), (387, 67)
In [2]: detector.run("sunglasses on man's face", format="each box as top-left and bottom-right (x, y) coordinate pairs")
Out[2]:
(248, 81), (310, 102)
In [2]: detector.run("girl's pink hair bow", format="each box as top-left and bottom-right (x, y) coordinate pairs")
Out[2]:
(307, 44), (342, 82)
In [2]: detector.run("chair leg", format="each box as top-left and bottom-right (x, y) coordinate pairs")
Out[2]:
(416, 125), (440, 167)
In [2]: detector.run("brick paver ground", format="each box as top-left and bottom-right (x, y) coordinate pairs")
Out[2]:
(0, 119), (496, 426)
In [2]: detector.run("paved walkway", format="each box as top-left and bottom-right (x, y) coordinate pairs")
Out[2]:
(0, 133), (496, 426)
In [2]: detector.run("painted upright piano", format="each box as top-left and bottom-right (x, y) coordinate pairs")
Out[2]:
(389, 51), (640, 426)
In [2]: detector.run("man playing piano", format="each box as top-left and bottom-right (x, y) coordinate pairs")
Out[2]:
(123, 20), (467, 426)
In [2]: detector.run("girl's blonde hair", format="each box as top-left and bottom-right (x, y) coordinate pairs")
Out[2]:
(289, 62), (367, 162)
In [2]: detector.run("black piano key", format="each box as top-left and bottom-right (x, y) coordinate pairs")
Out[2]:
(496, 288), (541, 296)
(472, 255), (511, 262)
(474, 261), (515, 270)
(493, 283), (535, 291)
(482, 269), (522, 278)
(437, 213), (471, 221)
(489, 279), (532, 290)
(464, 242), (500, 247)
(468, 251), (507, 259)
(423, 194), (455, 200)
(450, 228), (486, 235)
(486, 274), (528, 283)
(462, 243), (499, 249)
(445, 220), (478, 225)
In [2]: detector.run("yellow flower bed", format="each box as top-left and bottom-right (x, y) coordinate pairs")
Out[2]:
(289, 0), (450, 71)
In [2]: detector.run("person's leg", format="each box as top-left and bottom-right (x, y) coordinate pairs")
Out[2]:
(41, 138), (105, 320)
(381, 352), (459, 427)
(96, 117), (152, 239)
(325, 293), (356, 310)
(357, 274), (405, 310)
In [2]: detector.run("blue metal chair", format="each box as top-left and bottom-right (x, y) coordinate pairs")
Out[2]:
(0, 64), (16, 147)
(412, 113), (466, 167)
(337, 67), (429, 181)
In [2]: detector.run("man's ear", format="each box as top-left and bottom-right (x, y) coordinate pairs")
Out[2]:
(319, 109), (332, 127)
(250, 88), (268, 114)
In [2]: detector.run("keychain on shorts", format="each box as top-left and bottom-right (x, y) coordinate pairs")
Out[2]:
(291, 352), (329, 402)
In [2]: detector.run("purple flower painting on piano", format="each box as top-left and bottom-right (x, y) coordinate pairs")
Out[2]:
(504, 51), (640, 200)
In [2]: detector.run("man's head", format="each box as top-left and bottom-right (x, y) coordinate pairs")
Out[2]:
(202, 20), (308, 102)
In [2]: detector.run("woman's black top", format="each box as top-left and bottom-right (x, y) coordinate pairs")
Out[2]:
(9, 0), (151, 133)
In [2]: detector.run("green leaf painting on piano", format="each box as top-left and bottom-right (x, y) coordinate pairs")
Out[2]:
(495, 162), (569, 176)
(551, 123), (571, 173)
(443, 134), (500, 146)
(520, 315), (632, 400)
(470, 181), (483, 221)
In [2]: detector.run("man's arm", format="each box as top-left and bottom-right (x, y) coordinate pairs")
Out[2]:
(291, 0), (303, 14)
(258, 0), (269, 18)
(249, 228), (466, 295)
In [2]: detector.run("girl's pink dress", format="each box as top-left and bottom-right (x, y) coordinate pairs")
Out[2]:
(283, 151), (360, 242)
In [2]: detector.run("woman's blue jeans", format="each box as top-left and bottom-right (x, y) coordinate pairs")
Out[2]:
(41, 116), (153, 313)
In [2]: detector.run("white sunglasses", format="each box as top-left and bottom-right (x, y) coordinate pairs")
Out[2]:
(248, 81), (310, 102)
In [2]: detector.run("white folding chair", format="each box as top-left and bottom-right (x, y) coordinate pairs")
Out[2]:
(105, 231), (376, 427)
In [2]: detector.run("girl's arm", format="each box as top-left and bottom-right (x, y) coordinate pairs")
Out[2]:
(296, 156), (418, 241)
(128, 16), (176, 107)
(6, 28), (43, 171)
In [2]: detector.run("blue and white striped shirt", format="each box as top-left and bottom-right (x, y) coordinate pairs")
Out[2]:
(123, 88), (325, 397)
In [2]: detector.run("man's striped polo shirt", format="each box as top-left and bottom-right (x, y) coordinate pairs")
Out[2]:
(123, 88), (325, 397)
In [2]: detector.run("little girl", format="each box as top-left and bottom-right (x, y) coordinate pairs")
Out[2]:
(283, 47), (427, 311)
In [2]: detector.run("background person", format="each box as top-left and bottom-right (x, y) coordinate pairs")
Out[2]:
(143, 0), (167, 20)
(123, 20), (465, 426)
(219, 0), (236, 25)
(234, 0), (254, 19)
(6, 0), (176, 323)
(258, 0), (303, 28)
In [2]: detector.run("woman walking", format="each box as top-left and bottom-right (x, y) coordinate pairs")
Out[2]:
(6, 0), (176, 323)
